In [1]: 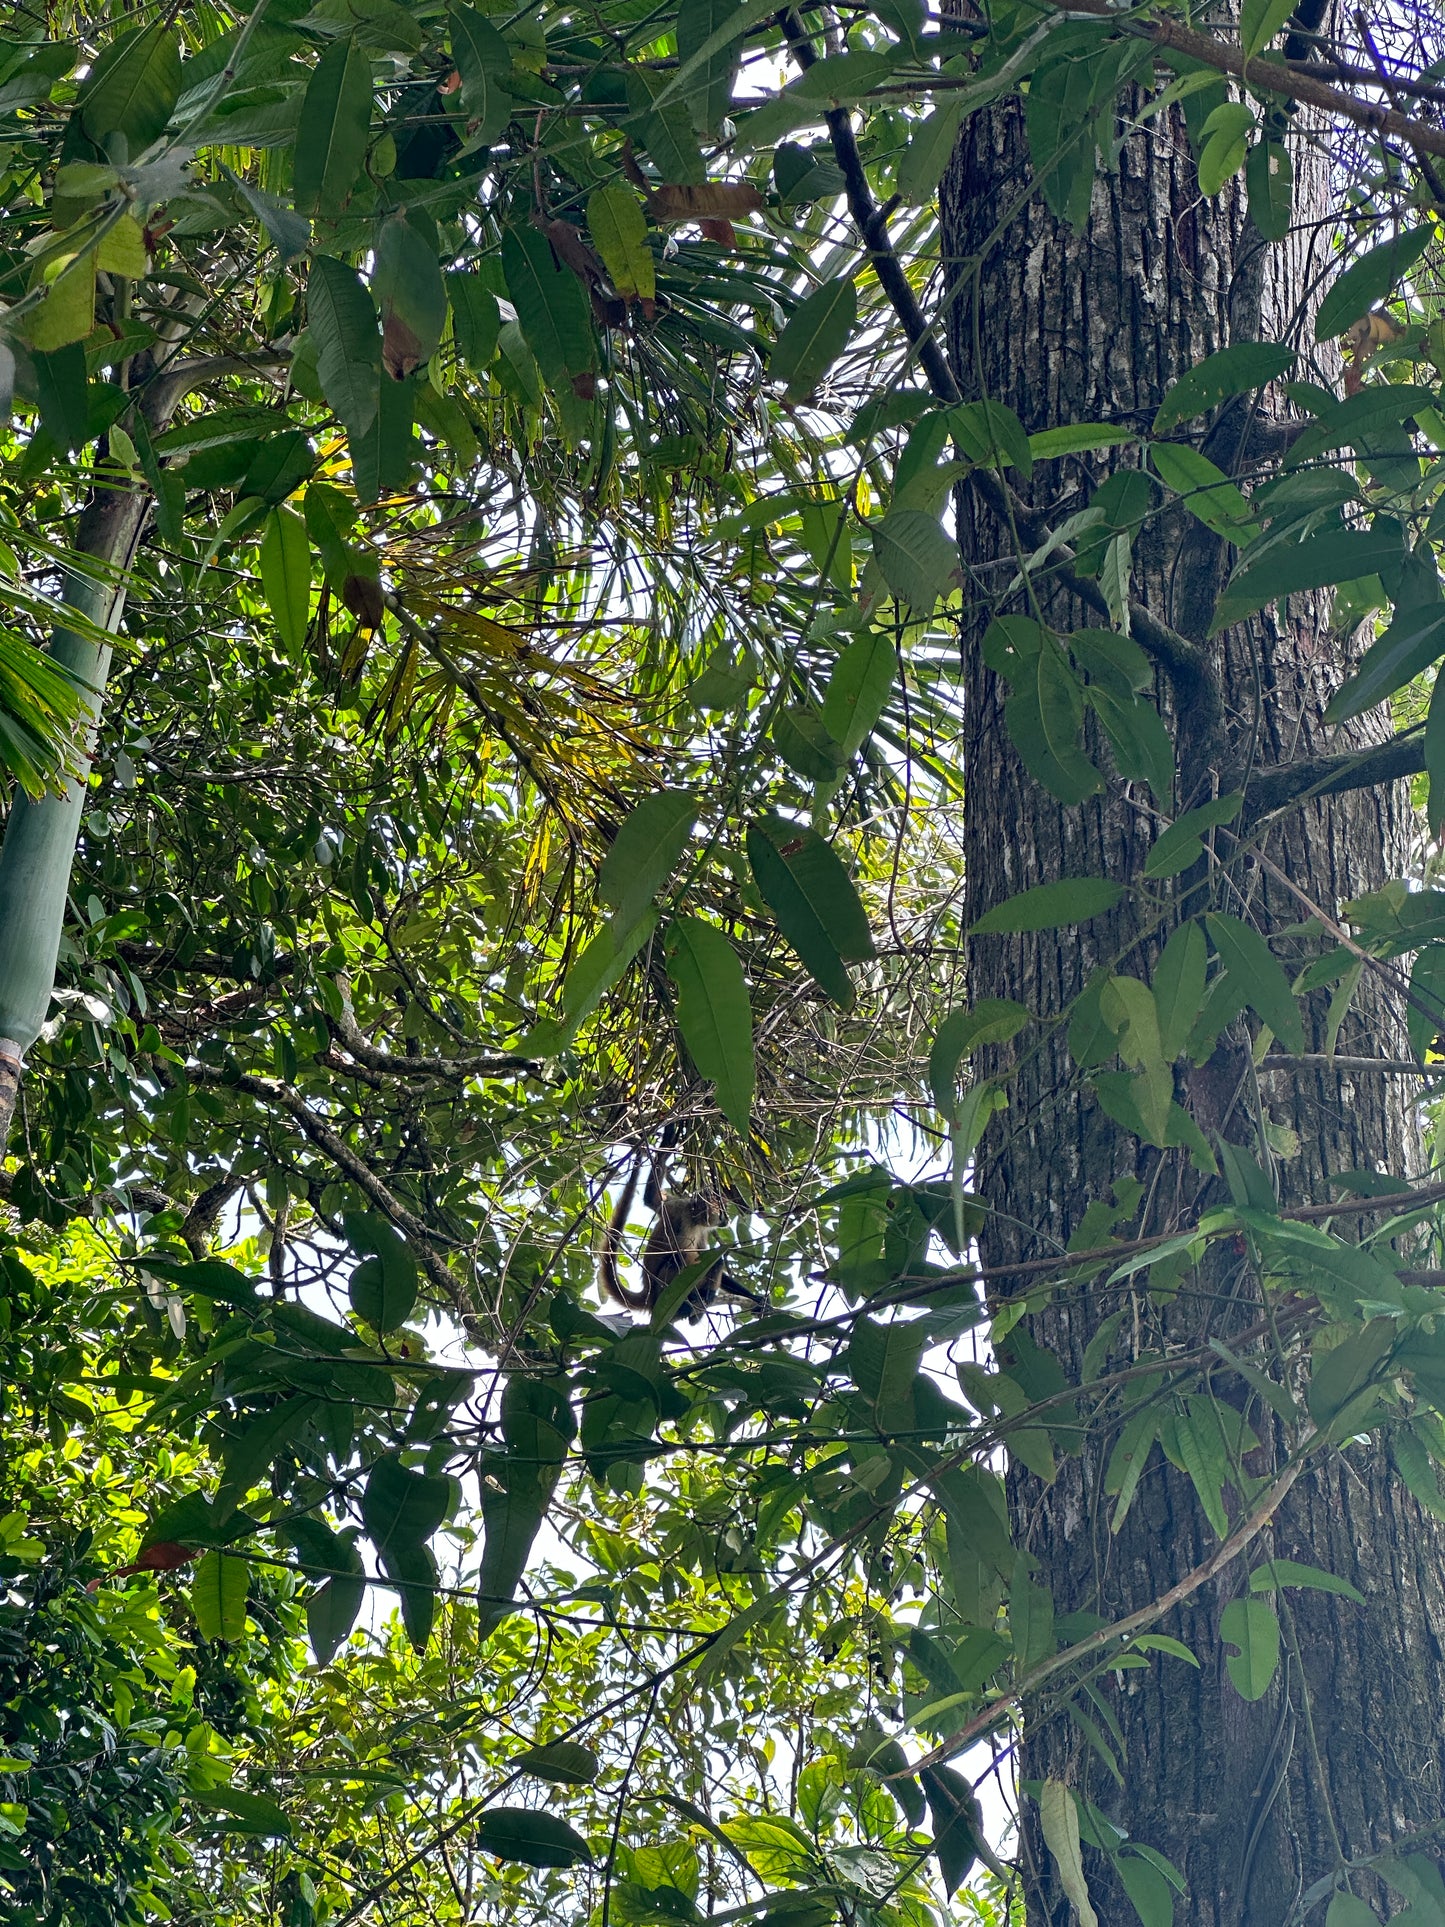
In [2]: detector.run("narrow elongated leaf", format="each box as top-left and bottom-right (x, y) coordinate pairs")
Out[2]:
(664, 916), (755, 1131)
(1246, 138), (1293, 241)
(1153, 342), (1294, 434)
(259, 505), (310, 653)
(587, 186), (655, 303)
(771, 276), (857, 402)
(821, 628), (894, 754)
(308, 255), (382, 440)
(1211, 526), (1403, 633)
(1149, 442), (1254, 537)
(1219, 1596), (1280, 1699)
(1249, 1558), (1365, 1604)
(1205, 911), (1305, 1052)
(1315, 226), (1432, 341)
(1118, 1854), (1176, 1927)
(197, 1788), (291, 1838)
(972, 878), (1124, 934)
(748, 817), (874, 1008)
(501, 224), (595, 391)
(598, 790), (699, 926)
(1197, 102), (1254, 195)
(1325, 596), (1445, 722)
(1039, 1781), (1099, 1927)
(1427, 668), (1445, 835)
(294, 35), (372, 218)
(374, 215), (448, 379)
(1153, 921), (1207, 1061)
(79, 23), (180, 150)
(1143, 793), (1242, 877)
(514, 1741), (600, 1785)
(192, 1550), (249, 1641)
(449, 5), (513, 143)
(676, 0), (741, 135)
(929, 999), (1030, 1116)
(1242, 0), (1298, 53)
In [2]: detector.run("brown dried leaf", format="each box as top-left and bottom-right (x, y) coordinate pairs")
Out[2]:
(645, 182), (764, 224)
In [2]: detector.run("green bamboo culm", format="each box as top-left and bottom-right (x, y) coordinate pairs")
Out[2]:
(0, 487), (147, 1146)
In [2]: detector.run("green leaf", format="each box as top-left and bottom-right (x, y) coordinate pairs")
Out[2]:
(873, 507), (956, 610)
(1038, 1780), (1099, 1927)
(294, 34), (373, 218)
(449, 5), (514, 143)
(1211, 525), (1403, 633)
(587, 186), (655, 304)
(196, 1788), (292, 1838)
(219, 1396), (317, 1502)
(1245, 139), (1292, 241)
(1219, 1597), (1279, 1700)
(308, 255), (382, 441)
(79, 23), (180, 151)
(475, 1808), (592, 1868)
(1087, 682), (1174, 798)
(921, 1763), (988, 1897)
(1427, 671), (1445, 836)
(1153, 920), (1207, 1061)
(287, 1518), (365, 1665)
(1325, 1898), (1380, 1927)
(1149, 443), (1254, 538)
(1153, 341), (1294, 434)
(949, 399), (1033, 479)
(374, 214), (448, 379)
(897, 96), (969, 202)
(259, 505), (310, 654)
(1325, 596), (1445, 723)
(514, 1741), (600, 1785)
(1248, 1558), (1365, 1604)
(343, 1210), (418, 1331)
(972, 878), (1124, 935)
(1143, 793), (1242, 877)
(664, 917), (755, 1132)
(501, 224), (595, 392)
(479, 1377), (574, 1634)
(1010, 1569), (1055, 1670)
(598, 790), (699, 927)
(821, 628), (894, 755)
(1197, 103), (1254, 195)
(361, 1455), (451, 1553)
(31, 343), (88, 453)
(192, 1550), (249, 1642)
(747, 817), (874, 1009)
(1242, 0), (1299, 53)
(1205, 912), (1305, 1053)
(771, 277), (857, 402)
(1005, 641), (1102, 805)
(1029, 423), (1136, 460)
(1118, 1853), (1175, 1927)
(676, 0), (742, 136)
(772, 704), (847, 781)
(1315, 227), (1433, 341)
(517, 906), (659, 1055)
(929, 998), (1030, 1117)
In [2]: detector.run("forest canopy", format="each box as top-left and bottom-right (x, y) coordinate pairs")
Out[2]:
(5, 1), (1445, 1924)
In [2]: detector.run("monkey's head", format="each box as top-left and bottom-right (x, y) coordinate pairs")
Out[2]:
(674, 1193), (725, 1230)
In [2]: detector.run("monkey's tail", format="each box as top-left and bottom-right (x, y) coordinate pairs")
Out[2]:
(598, 1151), (649, 1311)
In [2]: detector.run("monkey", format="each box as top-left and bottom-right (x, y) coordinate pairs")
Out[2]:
(597, 1151), (766, 1322)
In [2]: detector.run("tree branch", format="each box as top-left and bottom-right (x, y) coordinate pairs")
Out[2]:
(1243, 727), (1425, 818)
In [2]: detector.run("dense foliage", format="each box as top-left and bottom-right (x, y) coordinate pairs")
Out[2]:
(6, 0), (1445, 1922)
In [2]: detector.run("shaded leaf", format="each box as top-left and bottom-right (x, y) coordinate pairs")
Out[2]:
(664, 917), (755, 1132)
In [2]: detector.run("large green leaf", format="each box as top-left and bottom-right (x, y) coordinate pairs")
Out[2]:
(294, 35), (372, 217)
(1205, 912), (1305, 1052)
(771, 277), (857, 403)
(307, 255), (382, 440)
(1315, 226), (1433, 341)
(676, 0), (742, 135)
(929, 999), (1029, 1117)
(259, 505), (310, 654)
(474, 1809), (593, 1868)
(587, 185), (655, 304)
(872, 508), (956, 610)
(196, 1788), (292, 1838)
(78, 23), (180, 151)
(1211, 525), (1403, 633)
(746, 818), (874, 1009)
(1219, 1597), (1280, 1700)
(820, 628), (894, 754)
(374, 214), (448, 379)
(343, 1210), (419, 1332)
(501, 224), (595, 394)
(361, 1455), (452, 1552)
(664, 916), (755, 1132)
(972, 878), (1123, 934)
(1325, 595), (1445, 722)
(192, 1550), (250, 1642)
(449, 5), (514, 142)
(598, 790), (699, 927)
(1153, 341), (1294, 434)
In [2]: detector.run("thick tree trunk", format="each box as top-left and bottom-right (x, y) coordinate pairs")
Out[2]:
(943, 102), (1445, 1924)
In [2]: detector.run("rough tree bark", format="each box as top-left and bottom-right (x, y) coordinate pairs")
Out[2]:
(943, 97), (1445, 1926)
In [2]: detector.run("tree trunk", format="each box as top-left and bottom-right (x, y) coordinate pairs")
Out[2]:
(942, 100), (1445, 1925)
